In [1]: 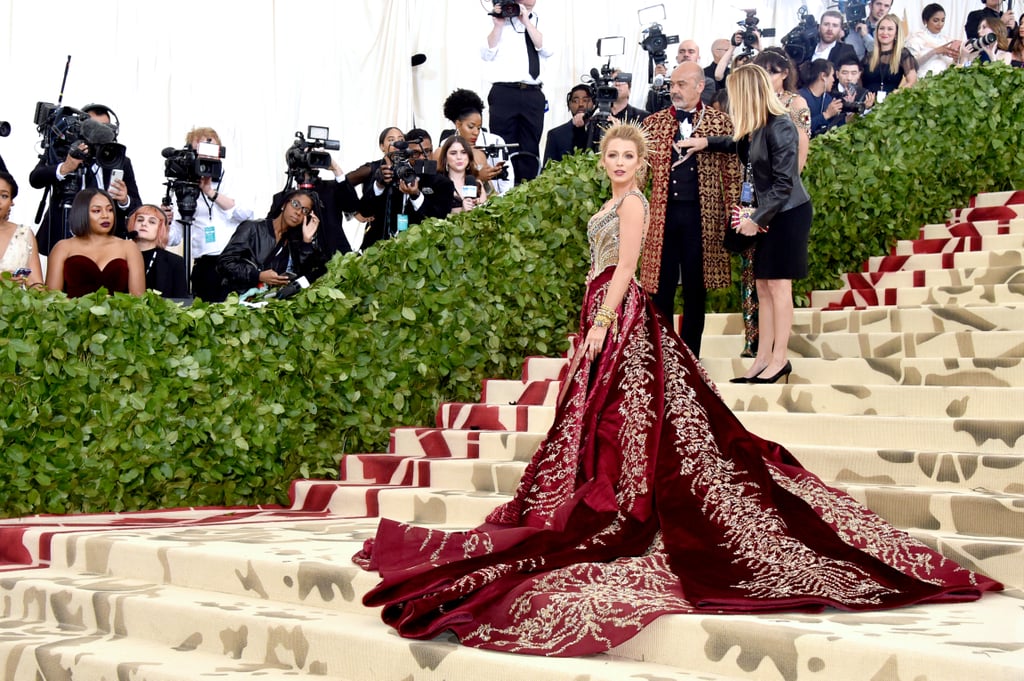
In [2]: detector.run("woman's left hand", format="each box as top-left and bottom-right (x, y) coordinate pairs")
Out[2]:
(735, 217), (760, 236)
(303, 212), (320, 242)
(583, 325), (608, 361)
(676, 136), (708, 163)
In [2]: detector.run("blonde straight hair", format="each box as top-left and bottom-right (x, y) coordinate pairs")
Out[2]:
(867, 14), (907, 73)
(727, 64), (788, 140)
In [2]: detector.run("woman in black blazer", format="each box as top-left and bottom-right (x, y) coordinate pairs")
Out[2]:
(680, 64), (813, 384)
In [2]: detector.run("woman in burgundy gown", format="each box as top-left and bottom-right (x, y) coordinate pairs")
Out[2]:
(45, 188), (145, 298)
(354, 123), (1000, 657)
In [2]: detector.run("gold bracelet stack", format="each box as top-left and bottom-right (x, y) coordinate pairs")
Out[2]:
(593, 304), (618, 336)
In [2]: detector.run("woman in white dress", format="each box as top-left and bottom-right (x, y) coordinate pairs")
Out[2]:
(0, 172), (43, 288)
(906, 4), (961, 78)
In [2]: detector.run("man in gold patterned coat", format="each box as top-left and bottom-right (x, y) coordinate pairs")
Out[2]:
(640, 61), (741, 357)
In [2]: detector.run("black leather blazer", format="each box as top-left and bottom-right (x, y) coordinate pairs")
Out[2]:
(216, 218), (326, 292)
(707, 113), (810, 228)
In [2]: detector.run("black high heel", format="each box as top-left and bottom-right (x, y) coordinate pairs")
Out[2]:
(751, 361), (793, 384)
(730, 363), (768, 384)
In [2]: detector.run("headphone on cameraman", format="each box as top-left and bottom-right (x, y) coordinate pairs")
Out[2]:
(80, 103), (120, 140)
(566, 85), (594, 108)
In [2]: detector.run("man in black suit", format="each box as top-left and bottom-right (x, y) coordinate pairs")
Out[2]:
(543, 85), (594, 167)
(30, 103), (141, 255)
(807, 11), (859, 73)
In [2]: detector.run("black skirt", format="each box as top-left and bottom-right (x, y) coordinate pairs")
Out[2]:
(754, 200), (813, 280)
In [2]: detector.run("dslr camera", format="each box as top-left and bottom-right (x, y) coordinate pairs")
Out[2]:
(34, 102), (125, 169)
(379, 138), (437, 187)
(286, 125), (340, 176)
(737, 9), (776, 57)
(841, 1), (868, 27)
(489, 1), (520, 19)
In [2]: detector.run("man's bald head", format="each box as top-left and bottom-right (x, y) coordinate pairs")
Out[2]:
(670, 62), (705, 110)
(677, 40), (701, 64)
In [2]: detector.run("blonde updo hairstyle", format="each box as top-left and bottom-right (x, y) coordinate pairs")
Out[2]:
(598, 121), (650, 187)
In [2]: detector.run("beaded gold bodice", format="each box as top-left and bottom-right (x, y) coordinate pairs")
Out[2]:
(587, 190), (649, 279)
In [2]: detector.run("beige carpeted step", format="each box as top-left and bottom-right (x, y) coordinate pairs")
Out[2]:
(735, 411), (1023, 454)
(864, 248), (1024, 273)
(811, 283), (1024, 309)
(705, 303), (1024, 337)
(705, 329), (1024, 361)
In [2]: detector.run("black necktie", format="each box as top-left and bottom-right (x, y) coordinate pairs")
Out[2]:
(524, 18), (540, 80)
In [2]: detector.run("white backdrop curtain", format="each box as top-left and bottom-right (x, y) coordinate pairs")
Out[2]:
(0, 0), (977, 250)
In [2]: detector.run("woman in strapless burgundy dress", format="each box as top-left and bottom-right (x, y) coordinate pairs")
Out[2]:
(44, 188), (145, 298)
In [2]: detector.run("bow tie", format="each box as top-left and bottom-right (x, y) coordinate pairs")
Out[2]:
(675, 109), (696, 123)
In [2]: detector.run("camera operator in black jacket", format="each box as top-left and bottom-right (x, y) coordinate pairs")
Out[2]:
(217, 189), (327, 294)
(30, 103), (141, 255)
(356, 128), (452, 251)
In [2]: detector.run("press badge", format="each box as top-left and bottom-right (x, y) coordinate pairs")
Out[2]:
(740, 182), (754, 205)
(204, 225), (217, 243)
(397, 214), (409, 232)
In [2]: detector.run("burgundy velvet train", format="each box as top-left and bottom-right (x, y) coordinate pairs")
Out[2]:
(354, 268), (1001, 656)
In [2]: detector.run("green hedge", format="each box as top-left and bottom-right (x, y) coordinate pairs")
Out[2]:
(2, 65), (1022, 518)
(0, 152), (606, 518)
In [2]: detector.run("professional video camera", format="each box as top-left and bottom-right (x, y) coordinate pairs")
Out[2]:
(285, 126), (340, 178)
(161, 142), (224, 225)
(639, 22), (679, 66)
(33, 102), (125, 169)
(839, 0), (868, 26)
(377, 138), (437, 187)
(736, 9), (777, 58)
(780, 7), (818, 63)
(580, 36), (632, 147)
(488, 1), (519, 19)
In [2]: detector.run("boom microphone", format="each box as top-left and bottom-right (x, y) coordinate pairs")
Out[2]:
(80, 118), (115, 144)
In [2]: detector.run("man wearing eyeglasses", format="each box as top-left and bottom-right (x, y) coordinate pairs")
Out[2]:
(217, 189), (328, 295)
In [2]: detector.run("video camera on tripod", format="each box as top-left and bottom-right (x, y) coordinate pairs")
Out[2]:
(161, 142), (224, 227)
(286, 126), (340, 181)
(736, 9), (776, 59)
(581, 36), (631, 148)
(637, 4), (677, 112)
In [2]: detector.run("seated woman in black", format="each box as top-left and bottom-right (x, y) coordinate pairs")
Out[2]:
(45, 188), (145, 298)
(129, 204), (188, 298)
(216, 189), (327, 295)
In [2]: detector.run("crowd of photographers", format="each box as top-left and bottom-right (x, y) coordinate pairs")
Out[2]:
(2, 1), (1020, 303)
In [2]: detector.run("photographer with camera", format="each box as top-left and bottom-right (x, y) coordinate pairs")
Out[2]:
(30, 103), (141, 256)
(162, 127), (252, 302)
(217, 189), (326, 295)
(967, 0), (1018, 42)
(845, 0), (891, 59)
(482, 0), (550, 184)
(268, 127), (358, 259)
(797, 59), (844, 138)
(543, 85), (594, 166)
(357, 127), (452, 251)
(831, 55), (876, 123)
(608, 70), (649, 124)
(808, 11), (859, 72)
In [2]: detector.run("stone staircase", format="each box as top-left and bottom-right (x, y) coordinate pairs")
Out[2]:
(0, 191), (1022, 680)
